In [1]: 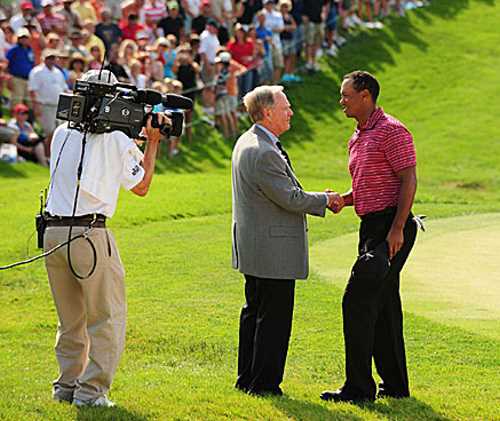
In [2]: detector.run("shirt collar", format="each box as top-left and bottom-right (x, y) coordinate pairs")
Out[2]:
(255, 123), (279, 146)
(357, 106), (384, 131)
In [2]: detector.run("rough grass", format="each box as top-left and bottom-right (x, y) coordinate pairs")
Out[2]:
(1, 0), (500, 419)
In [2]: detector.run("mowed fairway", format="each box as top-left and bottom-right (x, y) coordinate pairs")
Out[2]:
(1, 0), (500, 420)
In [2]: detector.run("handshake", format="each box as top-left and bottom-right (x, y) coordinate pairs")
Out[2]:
(325, 190), (345, 214)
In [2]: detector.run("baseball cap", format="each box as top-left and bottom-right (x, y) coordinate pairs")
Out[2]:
(20, 1), (34, 10)
(13, 103), (29, 114)
(136, 31), (149, 39)
(167, 1), (179, 9)
(215, 51), (231, 63)
(42, 48), (59, 60)
(206, 18), (219, 29)
(16, 27), (31, 38)
(263, 0), (275, 4)
(69, 30), (82, 38)
(41, 0), (54, 7)
(351, 242), (391, 285)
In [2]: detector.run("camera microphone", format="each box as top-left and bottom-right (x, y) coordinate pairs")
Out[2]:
(134, 89), (163, 106)
(134, 90), (193, 110)
(161, 94), (193, 110)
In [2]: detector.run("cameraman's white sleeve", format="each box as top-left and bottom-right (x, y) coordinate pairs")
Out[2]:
(121, 143), (145, 190)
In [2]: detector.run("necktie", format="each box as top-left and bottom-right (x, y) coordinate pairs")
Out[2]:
(276, 141), (293, 170)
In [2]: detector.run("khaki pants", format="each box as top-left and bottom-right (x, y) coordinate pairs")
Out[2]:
(39, 104), (58, 136)
(44, 226), (126, 402)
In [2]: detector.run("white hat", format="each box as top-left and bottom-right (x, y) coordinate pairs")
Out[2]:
(41, 0), (54, 7)
(215, 51), (231, 64)
(42, 48), (59, 60)
(79, 69), (118, 84)
(16, 27), (31, 38)
(136, 31), (149, 39)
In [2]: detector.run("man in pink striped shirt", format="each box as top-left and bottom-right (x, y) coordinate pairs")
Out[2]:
(321, 71), (418, 403)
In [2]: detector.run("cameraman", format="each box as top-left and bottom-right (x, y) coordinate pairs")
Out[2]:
(44, 70), (168, 407)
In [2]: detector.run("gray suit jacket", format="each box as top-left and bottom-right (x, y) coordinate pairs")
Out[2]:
(231, 125), (328, 280)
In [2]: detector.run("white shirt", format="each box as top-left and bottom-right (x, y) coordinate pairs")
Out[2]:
(28, 64), (68, 106)
(9, 13), (43, 33)
(0, 29), (6, 61)
(263, 9), (284, 50)
(184, 0), (201, 17)
(46, 124), (145, 218)
(199, 30), (220, 64)
(211, 0), (232, 20)
(10, 14), (28, 33)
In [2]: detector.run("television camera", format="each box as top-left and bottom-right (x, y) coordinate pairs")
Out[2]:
(56, 79), (193, 138)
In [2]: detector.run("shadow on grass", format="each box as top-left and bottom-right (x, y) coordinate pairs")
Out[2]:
(2, 0), (496, 179)
(271, 395), (451, 421)
(360, 397), (453, 421)
(113, 0), (498, 178)
(76, 406), (149, 421)
(271, 395), (363, 421)
(0, 161), (28, 178)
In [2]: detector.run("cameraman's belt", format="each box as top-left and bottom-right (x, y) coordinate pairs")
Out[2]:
(46, 214), (106, 228)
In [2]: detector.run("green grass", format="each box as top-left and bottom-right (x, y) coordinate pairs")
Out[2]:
(1, 0), (500, 419)
(311, 213), (500, 340)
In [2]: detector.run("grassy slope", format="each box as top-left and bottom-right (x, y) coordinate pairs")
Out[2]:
(1, 0), (500, 419)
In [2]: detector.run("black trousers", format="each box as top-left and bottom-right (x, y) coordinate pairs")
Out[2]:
(236, 274), (295, 394)
(342, 209), (417, 400)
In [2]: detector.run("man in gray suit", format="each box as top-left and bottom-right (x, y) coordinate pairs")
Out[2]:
(232, 85), (336, 396)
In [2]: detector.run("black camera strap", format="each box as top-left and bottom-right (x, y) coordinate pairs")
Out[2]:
(65, 128), (98, 280)
(0, 128), (98, 273)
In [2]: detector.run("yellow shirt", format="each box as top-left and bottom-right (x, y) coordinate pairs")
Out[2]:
(71, 1), (97, 22)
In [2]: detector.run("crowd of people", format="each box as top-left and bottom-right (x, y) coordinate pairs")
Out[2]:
(0, 0), (430, 165)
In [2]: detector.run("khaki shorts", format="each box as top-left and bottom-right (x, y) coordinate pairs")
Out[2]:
(10, 77), (30, 107)
(201, 63), (215, 87)
(215, 95), (232, 116)
(272, 45), (284, 69)
(304, 22), (324, 46)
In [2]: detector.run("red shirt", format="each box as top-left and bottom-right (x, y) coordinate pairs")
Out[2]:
(36, 11), (66, 35)
(348, 107), (416, 217)
(227, 40), (254, 68)
(119, 22), (145, 40)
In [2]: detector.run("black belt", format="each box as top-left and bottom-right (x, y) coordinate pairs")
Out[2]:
(360, 207), (397, 221)
(46, 214), (106, 228)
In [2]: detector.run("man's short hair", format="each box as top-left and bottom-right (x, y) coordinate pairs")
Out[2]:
(79, 69), (118, 84)
(243, 85), (284, 123)
(343, 71), (380, 103)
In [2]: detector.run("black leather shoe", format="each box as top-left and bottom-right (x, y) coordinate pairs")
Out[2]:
(320, 389), (374, 403)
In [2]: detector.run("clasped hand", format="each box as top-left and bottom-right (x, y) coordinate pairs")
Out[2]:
(325, 189), (344, 214)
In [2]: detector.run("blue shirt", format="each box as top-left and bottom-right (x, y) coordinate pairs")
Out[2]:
(6, 44), (35, 79)
(256, 124), (279, 147)
(255, 26), (272, 56)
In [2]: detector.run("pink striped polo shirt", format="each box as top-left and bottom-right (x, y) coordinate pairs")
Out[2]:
(348, 107), (416, 217)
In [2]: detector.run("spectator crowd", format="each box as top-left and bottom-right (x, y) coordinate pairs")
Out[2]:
(0, 0), (430, 164)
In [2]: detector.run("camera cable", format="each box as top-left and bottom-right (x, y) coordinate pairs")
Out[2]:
(0, 127), (98, 279)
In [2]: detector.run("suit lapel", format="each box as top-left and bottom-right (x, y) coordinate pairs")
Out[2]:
(252, 125), (303, 189)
